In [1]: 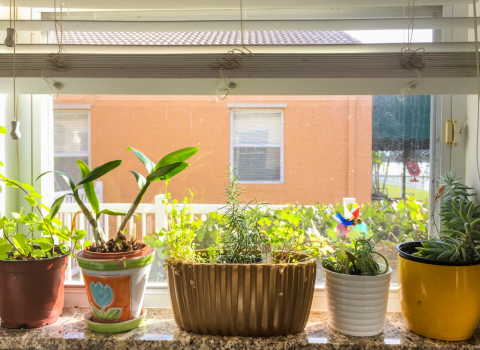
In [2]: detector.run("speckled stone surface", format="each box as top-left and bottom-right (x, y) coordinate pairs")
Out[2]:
(1, 308), (480, 350)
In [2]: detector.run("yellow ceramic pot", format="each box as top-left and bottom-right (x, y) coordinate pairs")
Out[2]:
(397, 241), (480, 341)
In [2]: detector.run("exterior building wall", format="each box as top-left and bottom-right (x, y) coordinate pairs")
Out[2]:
(54, 95), (372, 206)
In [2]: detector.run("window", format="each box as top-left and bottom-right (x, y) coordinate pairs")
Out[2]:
(231, 109), (284, 183)
(53, 110), (90, 192)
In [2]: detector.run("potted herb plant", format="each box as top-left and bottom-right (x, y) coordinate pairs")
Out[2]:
(322, 238), (391, 337)
(396, 174), (480, 341)
(164, 170), (318, 337)
(0, 177), (86, 328)
(45, 147), (198, 333)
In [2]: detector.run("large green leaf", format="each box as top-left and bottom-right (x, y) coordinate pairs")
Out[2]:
(50, 193), (73, 219)
(97, 209), (139, 221)
(127, 147), (155, 173)
(37, 171), (76, 192)
(77, 160), (122, 187)
(13, 234), (26, 254)
(130, 171), (146, 189)
(146, 162), (185, 182)
(152, 147), (198, 172)
(151, 162), (189, 182)
(77, 160), (100, 215)
(0, 244), (12, 255)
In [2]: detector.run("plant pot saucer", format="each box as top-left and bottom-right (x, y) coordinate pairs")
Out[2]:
(84, 307), (147, 333)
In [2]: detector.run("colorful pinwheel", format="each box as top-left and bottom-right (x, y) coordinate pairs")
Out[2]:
(334, 207), (368, 236)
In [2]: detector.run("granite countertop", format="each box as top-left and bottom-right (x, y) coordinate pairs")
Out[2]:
(1, 308), (480, 350)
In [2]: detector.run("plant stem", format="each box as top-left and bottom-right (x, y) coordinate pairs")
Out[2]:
(118, 181), (150, 236)
(74, 192), (105, 246)
(3, 228), (28, 260)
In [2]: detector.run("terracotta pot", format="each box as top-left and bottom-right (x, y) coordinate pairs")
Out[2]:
(166, 251), (317, 336)
(397, 241), (480, 341)
(77, 243), (154, 325)
(0, 250), (69, 328)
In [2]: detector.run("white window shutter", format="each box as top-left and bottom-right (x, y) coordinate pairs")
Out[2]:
(231, 109), (283, 183)
(53, 110), (90, 192)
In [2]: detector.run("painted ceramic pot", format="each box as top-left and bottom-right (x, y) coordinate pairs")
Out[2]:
(77, 244), (154, 323)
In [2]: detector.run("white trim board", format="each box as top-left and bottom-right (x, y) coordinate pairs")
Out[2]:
(1, 77), (477, 95)
(53, 104), (92, 110)
(64, 284), (401, 312)
(228, 103), (287, 108)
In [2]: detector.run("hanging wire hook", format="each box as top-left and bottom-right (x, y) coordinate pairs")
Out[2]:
(216, 69), (238, 102)
(398, 0), (425, 102)
(214, 0), (252, 102)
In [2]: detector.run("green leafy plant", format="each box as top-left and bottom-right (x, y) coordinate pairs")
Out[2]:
(217, 169), (266, 264)
(322, 239), (389, 275)
(413, 174), (480, 262)
(156, 185), (202, 264)
(39, 147), (198, 253)
(0, 178), (87, 261)
(37, 160), (124, 247)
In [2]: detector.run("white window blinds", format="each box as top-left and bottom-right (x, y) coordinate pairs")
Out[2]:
(231, 109), (283, 183)
(53, 110), (90, 192)
(0, 1), (476, 94)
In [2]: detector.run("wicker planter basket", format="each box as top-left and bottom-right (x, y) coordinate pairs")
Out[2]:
(166, 252), (316, 336)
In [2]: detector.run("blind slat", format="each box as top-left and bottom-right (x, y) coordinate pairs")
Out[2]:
(0, 0), (468, 9)
(1, 17), (476, 33)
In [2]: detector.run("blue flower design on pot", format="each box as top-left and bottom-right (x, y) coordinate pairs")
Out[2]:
(89, 282), (122, 321)
(90, 282), (113, 307)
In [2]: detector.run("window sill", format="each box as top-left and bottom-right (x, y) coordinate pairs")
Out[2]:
(64, 284), (401, 312)
(0, 306), (476, 349)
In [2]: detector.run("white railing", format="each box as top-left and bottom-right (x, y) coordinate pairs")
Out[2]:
(60, 195), (353, 283)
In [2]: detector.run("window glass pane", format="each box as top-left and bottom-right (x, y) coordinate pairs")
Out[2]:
(51, 95), (430, 286)
(54, 110), (90, 192)
(234, 147), (281, 182)
(232, 109), (283, 183)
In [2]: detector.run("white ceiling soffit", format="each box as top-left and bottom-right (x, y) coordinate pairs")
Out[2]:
(1, 18), (477, 32)
(0, 0), (470, 9)
(0, 52), (475, 79)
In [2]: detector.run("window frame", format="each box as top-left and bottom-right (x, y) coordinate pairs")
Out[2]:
(3, 2), (471, 312)
(230, 108), (285, 184)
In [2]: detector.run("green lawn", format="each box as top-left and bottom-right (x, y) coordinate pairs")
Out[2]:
(384, 184), (429, 201)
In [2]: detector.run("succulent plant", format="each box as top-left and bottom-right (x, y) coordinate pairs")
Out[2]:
(413, 173), (480, 263)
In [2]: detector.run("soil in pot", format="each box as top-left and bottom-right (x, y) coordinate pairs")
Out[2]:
(0, 250), (69, 329)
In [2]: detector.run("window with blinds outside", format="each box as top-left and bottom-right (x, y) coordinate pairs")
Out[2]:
(231, 109), (284, 183)
(53, 110), (90, 192)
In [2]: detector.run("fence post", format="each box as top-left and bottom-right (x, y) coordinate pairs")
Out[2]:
(154, 194), (167, 232)
(343, 198), (356, 216)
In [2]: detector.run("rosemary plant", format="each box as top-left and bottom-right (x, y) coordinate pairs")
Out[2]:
(218, 169), (265, 264)
(413, 173), (480, 262)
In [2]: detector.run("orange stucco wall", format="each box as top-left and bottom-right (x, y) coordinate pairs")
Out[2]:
(54, 95), (372, 207)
